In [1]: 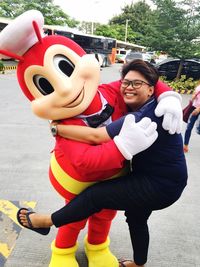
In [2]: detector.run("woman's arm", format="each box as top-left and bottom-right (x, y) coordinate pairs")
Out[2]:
(191, 92), (197, 101)
(54, 123), (111, 145)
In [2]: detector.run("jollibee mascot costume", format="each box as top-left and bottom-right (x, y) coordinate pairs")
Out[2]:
(0, 10), (182, 267)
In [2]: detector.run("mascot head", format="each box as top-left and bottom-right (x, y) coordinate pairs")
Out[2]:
(0, 10), (100, 120)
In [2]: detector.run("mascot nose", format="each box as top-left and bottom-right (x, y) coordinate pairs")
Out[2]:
(54, 77), (73, 97)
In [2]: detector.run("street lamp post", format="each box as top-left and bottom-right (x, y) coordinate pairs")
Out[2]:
(125, 19), (129, 42)
(91, 0), (100, 35)
(91, 21), (94, 35)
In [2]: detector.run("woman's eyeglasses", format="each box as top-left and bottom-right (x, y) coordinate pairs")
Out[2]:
(121, 79), (152, 89)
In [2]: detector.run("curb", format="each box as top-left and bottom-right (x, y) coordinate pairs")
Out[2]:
(0, 65), (17, 72)
(0, 200), (36, 266)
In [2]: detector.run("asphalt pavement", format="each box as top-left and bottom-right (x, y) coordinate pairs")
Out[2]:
(0, 64), (200, 267)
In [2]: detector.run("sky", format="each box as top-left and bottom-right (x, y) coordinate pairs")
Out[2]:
(53, 0), (155, 24)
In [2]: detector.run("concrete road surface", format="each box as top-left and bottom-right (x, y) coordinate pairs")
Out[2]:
(0, 64), (199, 267)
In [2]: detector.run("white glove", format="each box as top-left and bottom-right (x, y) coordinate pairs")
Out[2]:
(114, 114), (158, 160)
(155, 91), (182, 134)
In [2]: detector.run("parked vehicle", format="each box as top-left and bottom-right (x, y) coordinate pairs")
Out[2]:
(124, 51), (152, 64)
(146, 51), (157, 62)
(44, 25), (116, 67)
(115, 49), (131, 63)
(155, 58), (200, 80)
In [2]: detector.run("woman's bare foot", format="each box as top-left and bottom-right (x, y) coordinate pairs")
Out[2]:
(19, 209), (53, 228)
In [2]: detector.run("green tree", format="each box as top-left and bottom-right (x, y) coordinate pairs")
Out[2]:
(93, 23), (136, 41)
(151, 0), (200, 79)
(0, 0), (78, 27)
(109, 1), (155, 45)
(0, 0), (23, 17)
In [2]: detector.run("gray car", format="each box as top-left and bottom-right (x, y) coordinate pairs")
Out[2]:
(124, 52), (152, 64)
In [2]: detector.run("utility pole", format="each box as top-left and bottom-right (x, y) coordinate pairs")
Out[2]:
(125, 19), (129, 42)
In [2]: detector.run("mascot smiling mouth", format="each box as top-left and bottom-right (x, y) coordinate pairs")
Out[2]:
(66, 88), (84, 108)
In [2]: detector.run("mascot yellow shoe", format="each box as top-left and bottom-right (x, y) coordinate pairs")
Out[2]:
(84, 236), (118, 267)
(49, 241), (79, 267)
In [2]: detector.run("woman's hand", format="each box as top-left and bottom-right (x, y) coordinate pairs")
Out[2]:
(192, 107), (200, 116)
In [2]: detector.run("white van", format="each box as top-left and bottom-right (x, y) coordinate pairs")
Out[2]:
(116, 49), (131, 63)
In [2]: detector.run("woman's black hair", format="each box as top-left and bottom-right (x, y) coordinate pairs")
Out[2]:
(121, 59), (159, 86)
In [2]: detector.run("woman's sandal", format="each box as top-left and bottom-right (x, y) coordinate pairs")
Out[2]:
(119, 259), (135, 267)
(17, 208), (50, 235)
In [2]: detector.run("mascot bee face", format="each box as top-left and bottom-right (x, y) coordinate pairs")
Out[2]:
(0, 10), (100, 120)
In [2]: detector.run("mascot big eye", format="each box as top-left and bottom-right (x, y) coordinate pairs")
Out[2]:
(0, 10), (128, 267)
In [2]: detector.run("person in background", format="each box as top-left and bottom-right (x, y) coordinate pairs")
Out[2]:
(183, 82), (200, 153)
(196, 116), (200, 134)
(18, 60), (188, 267)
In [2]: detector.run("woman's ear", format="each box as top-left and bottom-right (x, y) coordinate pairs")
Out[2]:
(148, 86), (154, 97)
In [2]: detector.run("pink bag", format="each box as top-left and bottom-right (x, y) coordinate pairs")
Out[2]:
(182, 100), (195, 123)
(183, 90), (200, 123)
